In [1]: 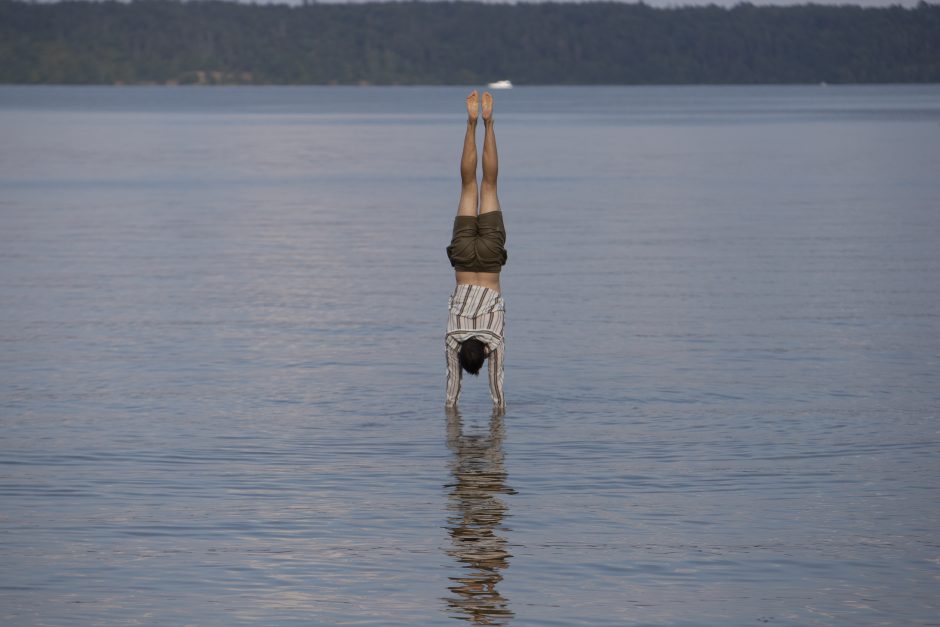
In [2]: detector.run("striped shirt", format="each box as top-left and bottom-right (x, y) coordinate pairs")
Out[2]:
(445, 284), (506, 408)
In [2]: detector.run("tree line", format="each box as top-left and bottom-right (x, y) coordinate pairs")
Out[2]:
(1, 0), (938, 85)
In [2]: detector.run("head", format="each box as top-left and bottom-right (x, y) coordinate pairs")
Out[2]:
(458, 338), (487, 376)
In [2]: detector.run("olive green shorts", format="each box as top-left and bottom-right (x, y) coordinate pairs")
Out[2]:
(446, 211), (507, 273)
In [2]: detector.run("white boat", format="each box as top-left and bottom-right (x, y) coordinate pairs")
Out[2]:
(487, 80), (513, 89)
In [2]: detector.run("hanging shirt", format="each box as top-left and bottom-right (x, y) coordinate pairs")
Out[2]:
(445, 284), (505, 408)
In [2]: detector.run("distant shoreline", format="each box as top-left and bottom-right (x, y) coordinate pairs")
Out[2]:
(2, 1), (938, 85)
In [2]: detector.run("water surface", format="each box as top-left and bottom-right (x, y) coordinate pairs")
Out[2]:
(1, 85), (939, 625)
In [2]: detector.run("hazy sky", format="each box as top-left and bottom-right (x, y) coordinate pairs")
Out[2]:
(30, 0), (930, 7)
(246, 0), (923, 6)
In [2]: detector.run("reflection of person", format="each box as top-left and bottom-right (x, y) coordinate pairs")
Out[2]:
(445, 91), (507, 409)
(444, 407), (514, 626)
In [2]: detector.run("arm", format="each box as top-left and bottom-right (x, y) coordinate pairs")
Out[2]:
(445, 344), (462, 407)
(487, 343), (505, 409)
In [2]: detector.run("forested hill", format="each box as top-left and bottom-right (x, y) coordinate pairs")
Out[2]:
(2, 0), (938, 85)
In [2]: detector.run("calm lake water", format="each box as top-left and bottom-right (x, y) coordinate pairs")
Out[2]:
(1, 85), (939, 626)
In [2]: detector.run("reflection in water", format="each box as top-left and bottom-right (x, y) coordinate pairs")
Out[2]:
(444, 407), (516, 625)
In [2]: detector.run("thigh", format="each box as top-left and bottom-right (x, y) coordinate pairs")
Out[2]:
(458, 183), (479, 217)
(479, 182), (501, 214)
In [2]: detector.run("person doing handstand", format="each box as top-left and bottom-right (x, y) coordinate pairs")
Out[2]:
(445, 91), (507, 409)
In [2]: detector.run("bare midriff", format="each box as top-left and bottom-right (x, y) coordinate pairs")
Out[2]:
(455, 271), (501, 293)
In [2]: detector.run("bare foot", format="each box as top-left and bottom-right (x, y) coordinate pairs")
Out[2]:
(482, 92), (493, 122)
(466, 90), (479, 122)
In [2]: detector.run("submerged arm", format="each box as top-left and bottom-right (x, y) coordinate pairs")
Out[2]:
(445, 345), (462, 407)
(487, 344), (505, 409)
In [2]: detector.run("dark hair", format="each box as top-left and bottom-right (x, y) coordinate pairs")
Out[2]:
(458, 338), (486, 375)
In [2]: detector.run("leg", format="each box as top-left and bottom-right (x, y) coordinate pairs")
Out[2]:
(458, 91), (479, 217)
(480, 92), (501, 214)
